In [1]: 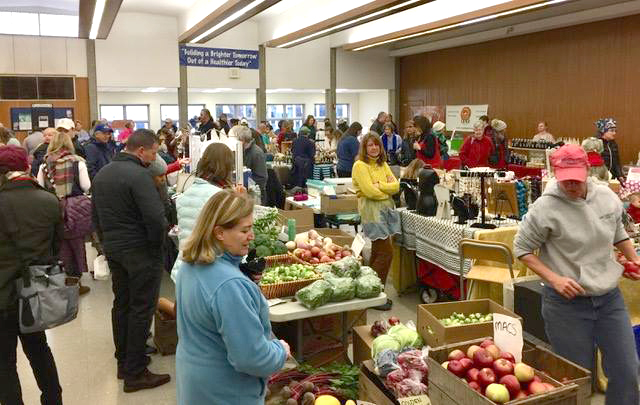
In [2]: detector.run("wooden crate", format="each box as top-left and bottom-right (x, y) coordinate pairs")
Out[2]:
(428, 338), (579, 405)
(523, 346), (591, 405)
(359, 360), (399, 405)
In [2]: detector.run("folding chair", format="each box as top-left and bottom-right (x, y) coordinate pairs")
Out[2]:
(458, 238), (515, 300)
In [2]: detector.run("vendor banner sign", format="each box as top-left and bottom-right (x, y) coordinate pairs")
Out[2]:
(446, 104), (489, 132)
(179, 45), (259, 69)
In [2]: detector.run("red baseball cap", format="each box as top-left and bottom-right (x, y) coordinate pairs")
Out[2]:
(550, 144), (588, 182)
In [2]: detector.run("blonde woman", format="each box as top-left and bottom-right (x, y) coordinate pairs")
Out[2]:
(36, 130), (92, 294)
(352, 132), (400, 310)
(176, 190), (290, 405)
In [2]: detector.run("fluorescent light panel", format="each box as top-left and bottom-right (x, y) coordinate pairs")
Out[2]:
(191, 0), (267, 43)
(352, 0), (570, 51)
(276, 0), (423, 48)
(89, 0), (107, 39)
(141, 87), (166, 93)
(202, 88), (233, 93)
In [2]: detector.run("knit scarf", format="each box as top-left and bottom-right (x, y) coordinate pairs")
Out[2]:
(44, 149), (80, 198)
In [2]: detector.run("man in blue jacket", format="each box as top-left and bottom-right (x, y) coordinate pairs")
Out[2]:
(92, 129), (170, 393)
(84, 124), (115, 179)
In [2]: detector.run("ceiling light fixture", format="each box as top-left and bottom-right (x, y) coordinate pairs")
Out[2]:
(202, 88), (233, 93)
(141, 87), (166, 93)
(89, 0), (106, 39)
(350, 0), (570, 51)
(275, 0), (424, 48)
(191, 0), (267, 43)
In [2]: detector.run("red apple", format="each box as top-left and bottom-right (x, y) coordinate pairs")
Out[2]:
(485, 344), (501, 360)
(388, 316), (400, 326)
(480, 339), (494, 348)
(499, 375), (521, 399)
(460, 357), (474, 371)
(310, 246), (321, 257)
(466, 368), (480, 383)
(624, 262), (640, 275)
(467, 345), (482, 359)
(528, 381), (548, 395)
(478, 368), (496, 387)
(514, 363), (535, 383)
(448, 349), (466, 361)
(485, 383), (510, 403)
(493, 358), (514, 378)
(468, 381), (482, 393)
(542, 383), (555, 391)
(473, 348), (495, 369)
(515, 390), (528, 399)
(500, 351), (516, 363)
(448, 360), (466, 378)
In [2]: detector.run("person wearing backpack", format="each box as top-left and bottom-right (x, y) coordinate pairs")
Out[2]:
(0, 145), (63, 405)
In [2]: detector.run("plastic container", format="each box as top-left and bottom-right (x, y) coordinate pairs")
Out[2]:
(287, 218), (296, 241)
(634, 325), (640, 359)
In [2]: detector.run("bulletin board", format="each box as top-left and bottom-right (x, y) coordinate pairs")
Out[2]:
(10, 107), (74, 131)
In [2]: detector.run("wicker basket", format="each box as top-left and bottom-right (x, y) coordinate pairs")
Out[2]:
(287, 243), (354, 265)
(260, 254), (321, 299)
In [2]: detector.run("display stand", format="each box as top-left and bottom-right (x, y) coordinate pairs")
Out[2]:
(456, 170), (497, 229)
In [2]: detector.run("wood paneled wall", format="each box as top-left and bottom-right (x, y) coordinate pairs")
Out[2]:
(0, 77), (90, 143)
(399, 14), (640, 165)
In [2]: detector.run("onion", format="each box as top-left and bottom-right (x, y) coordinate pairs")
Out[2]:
(323, 237), (333, 247)
(308, 230), (319, 240)
(285, 241), (296, 250)
(297, 241), (310, 249)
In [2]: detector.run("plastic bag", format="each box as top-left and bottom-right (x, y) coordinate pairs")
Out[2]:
(316, 263), (333, 275)
(330, 256), (361, 278)
(385, 348), (430, 398)
(93, 255), (110, 280)
(374, 349), (399, 378)
(355, 274), (382, 299)
(398, 349), (429, 383)
(295, 280), (333, 309)
(389, 378), (428, 398)
(359, 266), (378, 277)
(326, 276), (356, 302)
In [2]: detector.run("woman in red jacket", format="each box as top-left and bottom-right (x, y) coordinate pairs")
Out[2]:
(460, 121), (494, 168)
(412, 115), (441, 168)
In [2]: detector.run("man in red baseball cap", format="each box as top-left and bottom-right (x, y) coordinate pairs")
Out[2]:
(514, 144), (640, 404)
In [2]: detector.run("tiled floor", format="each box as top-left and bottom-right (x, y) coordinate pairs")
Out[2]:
(15, 273), (606, 404)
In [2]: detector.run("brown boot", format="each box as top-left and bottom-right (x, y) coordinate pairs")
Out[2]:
(78, 281), (90, 295)
(123, 369), (170, 393)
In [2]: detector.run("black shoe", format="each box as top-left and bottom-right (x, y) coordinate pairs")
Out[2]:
(123, 369), (170, 393)
(372, 299), (393, 311)
(117, 356), (151, 379)
(145, 344), (157, 355)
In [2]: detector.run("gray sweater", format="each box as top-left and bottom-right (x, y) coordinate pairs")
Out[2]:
(514, 179), (628, 296)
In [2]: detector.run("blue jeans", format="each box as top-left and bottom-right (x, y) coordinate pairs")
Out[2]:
(542, 287), (639, 405)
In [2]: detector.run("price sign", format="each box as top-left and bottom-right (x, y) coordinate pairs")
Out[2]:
(351, 233), (365, 258)
(356, 401), (377, 405)
(493, 313), (524, 363)
(398, 395), (431, 405)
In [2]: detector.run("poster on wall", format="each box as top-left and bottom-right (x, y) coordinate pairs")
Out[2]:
(409, 105), (446, 124)
(446, 104), (489, 132)
(179, 45), (259, 70)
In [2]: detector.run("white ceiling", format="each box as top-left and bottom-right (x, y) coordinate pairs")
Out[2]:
(120, 0), (199, 16)
(251, 0), (307, 21)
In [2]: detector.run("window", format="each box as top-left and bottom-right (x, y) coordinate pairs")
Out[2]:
(160, 104), (205, 129)
(214, 104), (256, 129)
(267, 104), (305, 132)
(314, 103), (349, 122)
(99, 104), (150, 132)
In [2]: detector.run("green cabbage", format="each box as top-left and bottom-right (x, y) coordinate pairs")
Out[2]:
(331, 256), (361, 279)
(295, 280), (333, 309)
(327, 276), (356, 302)
(355, 274), (382, 299)
(316, 264), (333, 274)
(387, 324), (423, 349)
(372, 334), (401, 359)
(359, 266), (378, 277)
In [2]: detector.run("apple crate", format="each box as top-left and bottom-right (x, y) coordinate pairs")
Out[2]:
(359, 360), (400, 405)
(427, 338), (579, 405)
(417, 299), (522, 348)
(522, 346), (591, 405)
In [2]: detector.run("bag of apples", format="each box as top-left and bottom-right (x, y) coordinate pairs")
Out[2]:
(384, 348), (430, 399)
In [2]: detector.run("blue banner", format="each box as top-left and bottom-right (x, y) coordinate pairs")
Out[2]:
(179, 45), (259, 70)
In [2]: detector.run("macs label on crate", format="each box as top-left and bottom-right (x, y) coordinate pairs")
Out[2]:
(493, 313), (523, 362)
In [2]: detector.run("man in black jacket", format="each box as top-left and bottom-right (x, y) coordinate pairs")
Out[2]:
(596, 118), (624, 183)
(92, 129), (170, 393)
(0, 146), (63, 404)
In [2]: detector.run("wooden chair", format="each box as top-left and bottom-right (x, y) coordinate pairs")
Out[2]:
(458, 238), (515, 300)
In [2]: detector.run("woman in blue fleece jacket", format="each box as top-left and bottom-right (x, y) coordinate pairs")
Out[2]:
(176, 190), (290, 405)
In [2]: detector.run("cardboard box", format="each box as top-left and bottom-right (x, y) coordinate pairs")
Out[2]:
(523, 346), (592, 405)
(314, 228), (355, 247)
(428, 337), (579, 404)
(353, 325), (375, 365)
(417, 299), (522, 348)
(320, 193), (358, 215)
(359, 360), (399, 405)
(278, 207), (314, 233)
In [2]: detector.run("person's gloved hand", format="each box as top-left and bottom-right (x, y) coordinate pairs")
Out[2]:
(239, 249), (266, 284)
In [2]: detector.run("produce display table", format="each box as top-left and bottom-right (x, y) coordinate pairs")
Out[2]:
(507, 164), (543, 178)
(269, 293), (387, 362)
(285, 196), (321, 214)
(396, 210), (527, 303)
